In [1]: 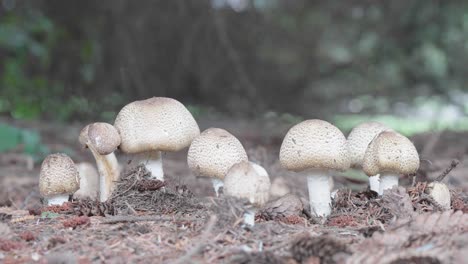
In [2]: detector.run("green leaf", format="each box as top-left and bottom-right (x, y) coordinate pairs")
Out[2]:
(20, 129), (41, 154)
(0, 123), (22, 152)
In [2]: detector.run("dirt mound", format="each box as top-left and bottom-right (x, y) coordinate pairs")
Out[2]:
(109, 165), (205, 216)
(330, 181), (468, 229)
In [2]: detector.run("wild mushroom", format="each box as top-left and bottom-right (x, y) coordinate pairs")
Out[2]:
(280, 119), (349, 217)
(39, 153), (80, 205)
(269, 177), (291, 198)
(363, 131), (420, 195)
(347, 121), (391, 192)
(74, 162), (99, 200)
(114, 97), (200, 181)
(79, 122), (121, 202)
(187, 128), (248, 196)
(223, 161), (271, 226)
(425, 182), (451, 210)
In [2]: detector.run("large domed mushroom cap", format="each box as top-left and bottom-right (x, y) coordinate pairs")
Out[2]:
(363, 131), (420, 176)
(187, 128), (248, 180)
(39, 153), (80, 197)
(280, 119), (350, 172)
(347, 121), (391, 168)
(114, 97), (200, 154)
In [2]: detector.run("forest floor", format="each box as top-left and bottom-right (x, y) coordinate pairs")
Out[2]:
(0, 116), (467, 264)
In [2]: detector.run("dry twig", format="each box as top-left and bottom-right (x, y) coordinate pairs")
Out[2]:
(435, 159), (460, 182)
(101, 215), (198, 224)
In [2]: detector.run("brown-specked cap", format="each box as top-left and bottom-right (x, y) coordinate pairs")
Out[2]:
(79, 123), (121, 155)
(280, 119), (350, 172)
(347, 121), (391, 168)
(223, 161), (271, 206)
(187, 128), (248, 180)
(39, 153), (80, 197)
(114, 97), (200, 154)
(362, 131), (420, 176)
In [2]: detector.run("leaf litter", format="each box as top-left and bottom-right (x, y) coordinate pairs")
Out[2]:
(0, 143), (467, 263)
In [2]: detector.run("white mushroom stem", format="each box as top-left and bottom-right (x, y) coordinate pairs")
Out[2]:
(378, 173), (399, 195)
(211, 178), (224, 196)
(243, 208), (256, 227)
(47, 194), (69, 206)
(88, 147), (120, 202)
(306, 169), (332, 217)
(369, 174), (380, 193)
(141, 151), (164, 181)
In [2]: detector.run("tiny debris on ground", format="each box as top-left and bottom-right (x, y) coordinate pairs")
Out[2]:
(0, 125), (467, 263)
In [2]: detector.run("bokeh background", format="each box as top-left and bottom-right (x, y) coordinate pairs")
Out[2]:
(1, 0), (468, 166)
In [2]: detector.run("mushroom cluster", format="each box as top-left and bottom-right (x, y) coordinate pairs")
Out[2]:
(187, 128), (248, 196)
(346, 121), (391, 193)
(39, 96), (449, 226)
(362, 131), (420, 194)
(39, 97), (201, 204)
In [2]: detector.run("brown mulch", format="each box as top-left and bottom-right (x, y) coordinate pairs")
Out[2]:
(290, 233), (351, 264)
(109, 165), (205, 216)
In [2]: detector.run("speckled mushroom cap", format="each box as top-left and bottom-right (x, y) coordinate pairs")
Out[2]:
(114, 97), (200, 154)
(187, 128), (248, 180)
(39, 153), (80, 197)
(280, 119), (350, 172)
(79, 123), (121, 155)
(224, 161), (271, 206)
(347, 121), (391, 168)
(362, 131), (420, 176)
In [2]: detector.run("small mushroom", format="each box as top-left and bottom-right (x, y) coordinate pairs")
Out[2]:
(363, 131), (420, 195)
(426, 182), (451, 210)
(347, 121), (391, 192)
(187, 128), (248, 196)
(280, 119), (349, 217)
(74, 162), (99, 200)
(79, 122), (121, 202)
(269, 177), (291, 198)
(114, 97), (200, 181)
(223, 161), (271, 226)
(39, 153), (80, 205)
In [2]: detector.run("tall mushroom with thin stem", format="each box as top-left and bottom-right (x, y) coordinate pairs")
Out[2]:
(114, 97), (200, 181)
(347, 121), (391, 193)
(363, 131), (420, 195)
(280, 119), (349, 217)
(187, 128), (248, 196)
(39, 153), (80, 205)
(79, 122), (121, 202)
(224, 161), (271, 226)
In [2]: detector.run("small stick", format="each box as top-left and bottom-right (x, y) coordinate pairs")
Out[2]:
(101, 215), (197, 224)
(173, 215), (217, 264)
(125, 201), (137, 215)
(435, 159), (460, 182)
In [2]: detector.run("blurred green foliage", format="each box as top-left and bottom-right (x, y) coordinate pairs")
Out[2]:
(0, 123), (49, 161)
(334, 114), (468, 137)
(1, 1), (468, 125)
(0, 11), (60, 119)
(0, 10), (120, 121)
